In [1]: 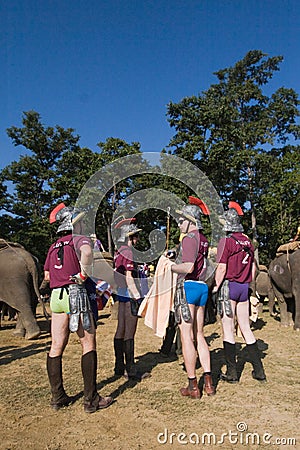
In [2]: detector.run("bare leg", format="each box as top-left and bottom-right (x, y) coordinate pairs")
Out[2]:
(49, 312), (70, 357)
(236, 301), (255, 344)
(195, 306), (211, 373)
(221, 300), (237, 343)
(77, 312), (96, 355)
(179, 305), (197, 378)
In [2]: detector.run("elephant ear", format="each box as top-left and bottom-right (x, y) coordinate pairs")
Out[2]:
(228, 201), (244, 216)
(49, 203), (66, 223)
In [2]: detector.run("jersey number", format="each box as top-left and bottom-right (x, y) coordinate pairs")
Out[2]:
(242, 252), (250, 264)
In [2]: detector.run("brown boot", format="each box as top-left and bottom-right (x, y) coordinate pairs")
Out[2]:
(180, 377), (201, 399)
(46, 354), (73, 410)
(81, 350), (113, 413)
(203, 373), (216, 396)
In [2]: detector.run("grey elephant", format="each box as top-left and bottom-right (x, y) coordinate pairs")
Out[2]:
(269, 245), (300, 331)
(254, 265), (277, 317)
(0, 239), (47, 339)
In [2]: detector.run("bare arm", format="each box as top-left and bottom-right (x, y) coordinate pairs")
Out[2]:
(251, 261), (256, 282)
(79, 243), (93, 276)
(44, 270), (50, 281)
(171, 262), (194, 275)
(213, 263), (227, 291)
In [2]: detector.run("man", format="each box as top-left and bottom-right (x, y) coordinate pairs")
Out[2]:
(113, 217), (148, 380)
(171, 197), (215, 399)
(212, 203), (266, 383)
(44, 203), (113, 413)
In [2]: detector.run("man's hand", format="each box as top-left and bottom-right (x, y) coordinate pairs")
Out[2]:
(212, 286), (218, 294)
(70, 272), (87, 285)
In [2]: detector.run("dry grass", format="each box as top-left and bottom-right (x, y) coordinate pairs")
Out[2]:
(0, 303), (299, 450)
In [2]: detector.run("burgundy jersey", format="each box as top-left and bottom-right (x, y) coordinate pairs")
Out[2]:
(44, 234), (92, 288)
(114, 245), (135, 288)
(181, 231), (209, 281)
(216, 232), (254, 283)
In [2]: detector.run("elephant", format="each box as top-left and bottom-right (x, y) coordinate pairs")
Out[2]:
(0, 239), (48, 339)
(254, 265), (277, 317)
(269, 246), (300, 331)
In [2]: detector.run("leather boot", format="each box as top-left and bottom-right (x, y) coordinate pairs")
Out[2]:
(46, 354), (72, 410)
(123, 339), (151, 381)
(220, 341), (238, 383)
(203, 373), (216, 396)
(81, 350), (113, 413)
(180, 377), (202, 399)
(124, 339), (136, 378)
(246, 342), (267, 382)
(114, 338), (125, 376)
(160, 326), (176, 356)
(160, 312), (176, 356)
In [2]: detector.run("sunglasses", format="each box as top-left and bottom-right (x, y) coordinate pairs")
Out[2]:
(178, 218), (186, 225)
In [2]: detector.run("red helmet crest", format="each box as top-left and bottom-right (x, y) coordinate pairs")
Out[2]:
(228, 201), (244, 216)
(49, 203), (66, 223)
(188, 196), (210, 216)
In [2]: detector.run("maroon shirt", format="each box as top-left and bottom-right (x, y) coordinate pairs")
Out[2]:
(114, 245), (135, 289)
(44, 234), (92, 288)
(181, 231), (209, 281)
(216, 232), (254, 283)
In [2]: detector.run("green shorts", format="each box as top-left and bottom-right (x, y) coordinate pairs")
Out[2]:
(50, 287), (70, 314)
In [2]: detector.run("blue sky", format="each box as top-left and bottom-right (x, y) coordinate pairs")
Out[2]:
(1, 0), (299, 169)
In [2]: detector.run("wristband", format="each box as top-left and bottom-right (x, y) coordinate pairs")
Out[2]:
(79, 272), (87, 281)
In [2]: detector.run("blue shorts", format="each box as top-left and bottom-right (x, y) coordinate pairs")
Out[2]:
(184, 280), (208, 307)
(229, 281), (249, 302)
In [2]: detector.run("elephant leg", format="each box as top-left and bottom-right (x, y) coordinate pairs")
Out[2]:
(292, 286), (300, 331)
(284, 297), (295, 327)
(272, 287), (290, 327)
(279, 298), (290, 327)
(268, 290), (276, 316)
(12, 313), (26, 338)
(18, 304), (41, 339)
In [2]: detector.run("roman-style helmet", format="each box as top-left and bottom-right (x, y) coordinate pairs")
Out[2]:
(113, 217), (142, 243)
(49, 203), (86, 233)
(176, 196), (210, 229)
(223, 201), (244, 233)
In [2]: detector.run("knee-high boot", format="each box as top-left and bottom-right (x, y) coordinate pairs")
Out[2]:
(81, 350), (113, 413)
(160, 326), (176, 356)
(220, 341), (238, 383)
(124, 339), (136, 378)
(46, 354), (72, 410)
(160, 312), (176, 356)
(123, 339), (151, 381)
(246, 342), (266, 382)
(114, 338), (125, 376)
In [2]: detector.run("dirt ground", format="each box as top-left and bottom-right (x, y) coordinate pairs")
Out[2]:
(0, 302), (299, 450)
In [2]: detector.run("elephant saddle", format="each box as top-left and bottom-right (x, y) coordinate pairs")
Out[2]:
(0, 239), (25, 251)
(276, 241), (300, 256)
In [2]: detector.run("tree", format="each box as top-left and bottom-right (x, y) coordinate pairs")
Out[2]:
(93, 138), (144, 253)
(166, 50), (300, 261)
(1, 110), (81, 258)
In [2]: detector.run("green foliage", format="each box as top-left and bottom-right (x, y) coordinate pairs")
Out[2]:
(1, 111), (82, 259)
(166, 50), (300, 262)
